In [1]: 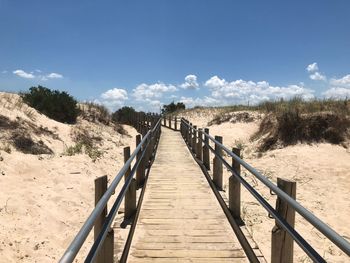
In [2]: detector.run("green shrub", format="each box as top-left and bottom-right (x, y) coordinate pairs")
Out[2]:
(161, 101), (185, 115)
(112, 106), (137, 125)
(21, 86), (79, 124)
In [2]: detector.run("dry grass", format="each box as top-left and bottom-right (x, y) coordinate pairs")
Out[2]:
(11, 133), (53, 155)
(78, 102), (111, 125)
(66, 125), (104, 162)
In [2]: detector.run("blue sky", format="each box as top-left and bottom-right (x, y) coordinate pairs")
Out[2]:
(1, 0), (350, 112)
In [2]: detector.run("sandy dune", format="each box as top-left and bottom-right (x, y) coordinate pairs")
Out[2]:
(1, 96), (349, 262)
(0, 93), (137, 262)
(180, 110), (350, 262)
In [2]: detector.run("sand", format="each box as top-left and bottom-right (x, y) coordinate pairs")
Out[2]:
(1, 96), (349, 262)
(0, 93), (137, 262)
(181, 110), (350, 262)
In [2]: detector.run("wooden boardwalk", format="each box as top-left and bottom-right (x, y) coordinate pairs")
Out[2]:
(128, 128), (252, 262)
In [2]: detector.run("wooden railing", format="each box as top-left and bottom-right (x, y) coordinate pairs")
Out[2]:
(161, 116), (180, 131)
(59, 113), (161, 263)
(180, 118), (350, 263)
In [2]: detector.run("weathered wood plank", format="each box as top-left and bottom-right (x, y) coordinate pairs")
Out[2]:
(127, 128), (262, 262)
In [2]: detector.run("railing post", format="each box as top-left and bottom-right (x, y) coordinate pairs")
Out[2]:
(203, 128), (210, 170)
(271, 178), (296, 263)
(124, 147), (136, 220)
(94, 176), (114, 263)
(213, 136), (223, 190)
(163, 117), (166, 126)
(174, 118), (177, 131)
(196, 128), (203, 161)
(191, 123), (194, 149)
(187, 122), (191, 143)
(136, 134), (145, 187)
(229, 147), (241, 221)
(192, 125), (197, 155)
(169, 117), (172, 129)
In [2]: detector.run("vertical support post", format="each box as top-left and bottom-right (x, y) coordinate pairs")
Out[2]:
(136, 135), (145, 187)
(229, 147), (241, 221)
(163, 117), (166, 126)
(94, 176), (114, 263)
(213, 136), (223, 190)
(189, 123), (193, 145)
(192, 126), (197, 155)
(169, 117), (172, 129)
(124, 147), (136, 220)
(203, 128), (210, 170)
(271, 178), (296, 263)
(175, 118), (177, 131)
(196, 129), (203, 161)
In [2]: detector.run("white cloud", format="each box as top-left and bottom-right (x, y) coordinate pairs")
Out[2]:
(306, 62), (319, 72)
(180, 74), (199, 90)
(306, 62), (326, 81)
(323, 87), (350, 99)
(46, 72), (63, 79)
(12, 69), (64, 80)
(204, 76), (314, 105)
(309, 72), (326, 81)
(329, 74), (350, 88)
(101, 88), (128, 101)
(100, 88), (128, 110)
(132, 82), (177, 100)
(180, 96), (220, 108)
(13, 69), (35, 79)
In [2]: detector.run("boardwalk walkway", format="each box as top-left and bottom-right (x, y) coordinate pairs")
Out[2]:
(128, 127), (250, 262)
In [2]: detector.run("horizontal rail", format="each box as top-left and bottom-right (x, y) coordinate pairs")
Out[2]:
(85, 137), (151, 262)
(181, 118), (350, 259)
(59, 118), (161, 263)
(205, 142), (324, 262)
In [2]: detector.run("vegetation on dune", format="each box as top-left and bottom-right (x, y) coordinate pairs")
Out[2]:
(161, 101), (185, 115)
(112, 106), (137, 125)
(253, 98), (350, 151)
(79, 102), (111, 125)
(21, 86), (79, 124)
(181, 97), (350, 151)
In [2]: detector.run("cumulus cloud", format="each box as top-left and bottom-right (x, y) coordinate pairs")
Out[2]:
(179, 96), (220, 108)
(99, 88), (128, 110)
(13, 69), (35, 79)
(323, 87), (350, 99)
(46, 72), (63, 79)
(12, 69), (64, 80)
(306, 62), (326, 81)
(329, 74), (350, 88)
(204, 76), (314, 105)
(132, 82), (177, 100)
(322, 74), (350, 99)
(309, 72), (326, 81)
(306, 62), (319, 72)
(180, 74), (199, 90)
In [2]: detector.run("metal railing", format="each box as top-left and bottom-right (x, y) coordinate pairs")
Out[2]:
(180, 118), (350, 262)
(59, 117), (162, 263)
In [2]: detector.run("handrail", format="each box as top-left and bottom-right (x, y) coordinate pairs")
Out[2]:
(59, 118), (161, 263)
(85, 136), (151, 262)
(180, 118), (350, 261)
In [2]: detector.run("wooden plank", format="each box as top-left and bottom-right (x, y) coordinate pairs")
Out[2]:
(131, 249), (245, 258)
(126, 128), (262, 262)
